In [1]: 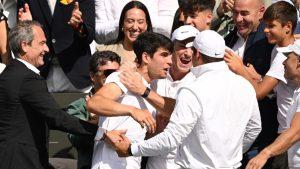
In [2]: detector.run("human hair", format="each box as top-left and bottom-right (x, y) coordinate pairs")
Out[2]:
(171, 8), (184, 34)
(181, 0), (216, 16)
(133, 32), (173, 65)
(8, 20), (42, 58)
(263, 1), (297, 32)
(200, 52), (224, 63)
(89, 51), (121, 74)
(115, 1), (153, 43)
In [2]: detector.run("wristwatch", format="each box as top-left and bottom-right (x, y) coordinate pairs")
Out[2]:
(141, 87), (151, 98)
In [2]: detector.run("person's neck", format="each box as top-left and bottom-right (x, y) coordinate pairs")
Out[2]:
(122, 39), (133, 51)
(137, 65), (152, 83)
(169, 67), (188, 81)
(277, 36), (295, 47)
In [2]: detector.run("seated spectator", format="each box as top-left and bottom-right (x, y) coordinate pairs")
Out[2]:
(96, 1), (152, 64)
(67, 51), (120, 169)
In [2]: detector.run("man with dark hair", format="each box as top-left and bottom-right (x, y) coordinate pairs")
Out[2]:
(0, 20), (97, 169)
(110, 30), (261, 169)
(181, 0), (216, 31)
(87, 32), (173, 169)
(67, 51), (120, 169)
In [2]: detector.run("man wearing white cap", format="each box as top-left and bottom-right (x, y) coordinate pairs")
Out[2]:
(110, 30), (262, 169)
(119, 25), (199, 169)
(246, 40), (300, 169)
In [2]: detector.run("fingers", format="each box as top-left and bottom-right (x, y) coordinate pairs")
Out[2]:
(24, 3), (30, 12)
(74, 1), (80, 10)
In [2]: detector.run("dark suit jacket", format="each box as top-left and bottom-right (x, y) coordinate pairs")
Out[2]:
(0, 59), (97, 169)
(225, 23), (279, 149)
(17, 0), (95, 89)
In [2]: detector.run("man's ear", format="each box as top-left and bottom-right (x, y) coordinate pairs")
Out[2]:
(284, 21), (293, 35)
(258, 5), (265, 20)
(206, 10), (213, 26)
(20, 41), (29, 53)
(142, 52), (150, 64)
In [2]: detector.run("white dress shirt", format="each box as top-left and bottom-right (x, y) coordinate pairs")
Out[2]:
(232, 33), (246, 58)
(147, 71), (196, 169)
(131, 61), (261, 169)
(16, 59), (40, 75)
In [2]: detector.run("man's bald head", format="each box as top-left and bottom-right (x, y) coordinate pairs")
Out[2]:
(233, 0), (265, 38)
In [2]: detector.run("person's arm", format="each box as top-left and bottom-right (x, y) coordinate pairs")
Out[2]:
(69, 0), (95, 44)
(20, 75), (97, 136)
(87, 80), (156, 133)
(111, 87), (200, 157)
(119, 70), (176, 117)
(0, 11), (11, 65)
(224, 49), (278, 100)
(243, 93), (262, 152)
(246, 112), (300, 169)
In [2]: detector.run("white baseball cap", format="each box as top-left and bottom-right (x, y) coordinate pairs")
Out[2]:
(192, 30), (226, 58)
(171, 25), (199, 47)
(277, 40), (300, 56)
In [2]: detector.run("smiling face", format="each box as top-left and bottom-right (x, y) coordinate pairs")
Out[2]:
(21, 26), (49, 67)
(233, 0), (264, 39)
(264, 19), (292, 46)
(123, 8), (148, 46)
(184, 10), (212, 31)
(171, 39), (194, 76)
(283, 52), (300, 85)
(146, 47), (172, 79)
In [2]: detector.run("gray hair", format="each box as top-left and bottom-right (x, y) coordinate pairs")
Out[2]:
(8, 20), (42, 58)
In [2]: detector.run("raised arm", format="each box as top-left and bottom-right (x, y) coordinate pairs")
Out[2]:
(246, 112), (300, 169)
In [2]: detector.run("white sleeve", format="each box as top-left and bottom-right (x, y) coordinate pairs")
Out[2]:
(131, 87), (200, 156)
(95, 0), (119, 44)
(104, 72), (128, 94)
(266, 52), (287, 84)
(243, 95), (262, 152)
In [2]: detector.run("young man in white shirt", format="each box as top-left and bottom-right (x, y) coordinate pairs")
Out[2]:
(110, 30), (262, 169)
(246, 40), (300, 169)
(117, 25), (198, 168)
(87, 32), (174, 169)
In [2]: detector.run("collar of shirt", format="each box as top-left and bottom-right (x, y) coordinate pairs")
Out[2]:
(190, 61), (228, 78)
(16, 58), (40, 75)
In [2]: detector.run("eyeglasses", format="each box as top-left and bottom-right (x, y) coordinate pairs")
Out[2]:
(95, 69), (117, 77)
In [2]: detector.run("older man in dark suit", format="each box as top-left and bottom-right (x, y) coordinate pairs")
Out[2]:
(0, 20), (97, 169)
(17, 0), (95, 92)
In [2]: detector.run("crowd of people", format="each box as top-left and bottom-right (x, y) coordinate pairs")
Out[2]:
(1, 0), (300, 169)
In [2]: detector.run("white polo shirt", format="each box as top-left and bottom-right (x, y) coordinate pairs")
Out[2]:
(131, 61), (261, 169)
(92, 72), (156, 169)
(266, 46), (297, 133)
(286, 87), (300, 168)
(146, 71), (195, 169)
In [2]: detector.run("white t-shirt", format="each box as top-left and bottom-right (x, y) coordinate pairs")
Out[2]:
(286, 87), (300, 168)
(146, 71), (196, 169)
(266, 46), (297, 133)
(92, 72), (156, 169)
